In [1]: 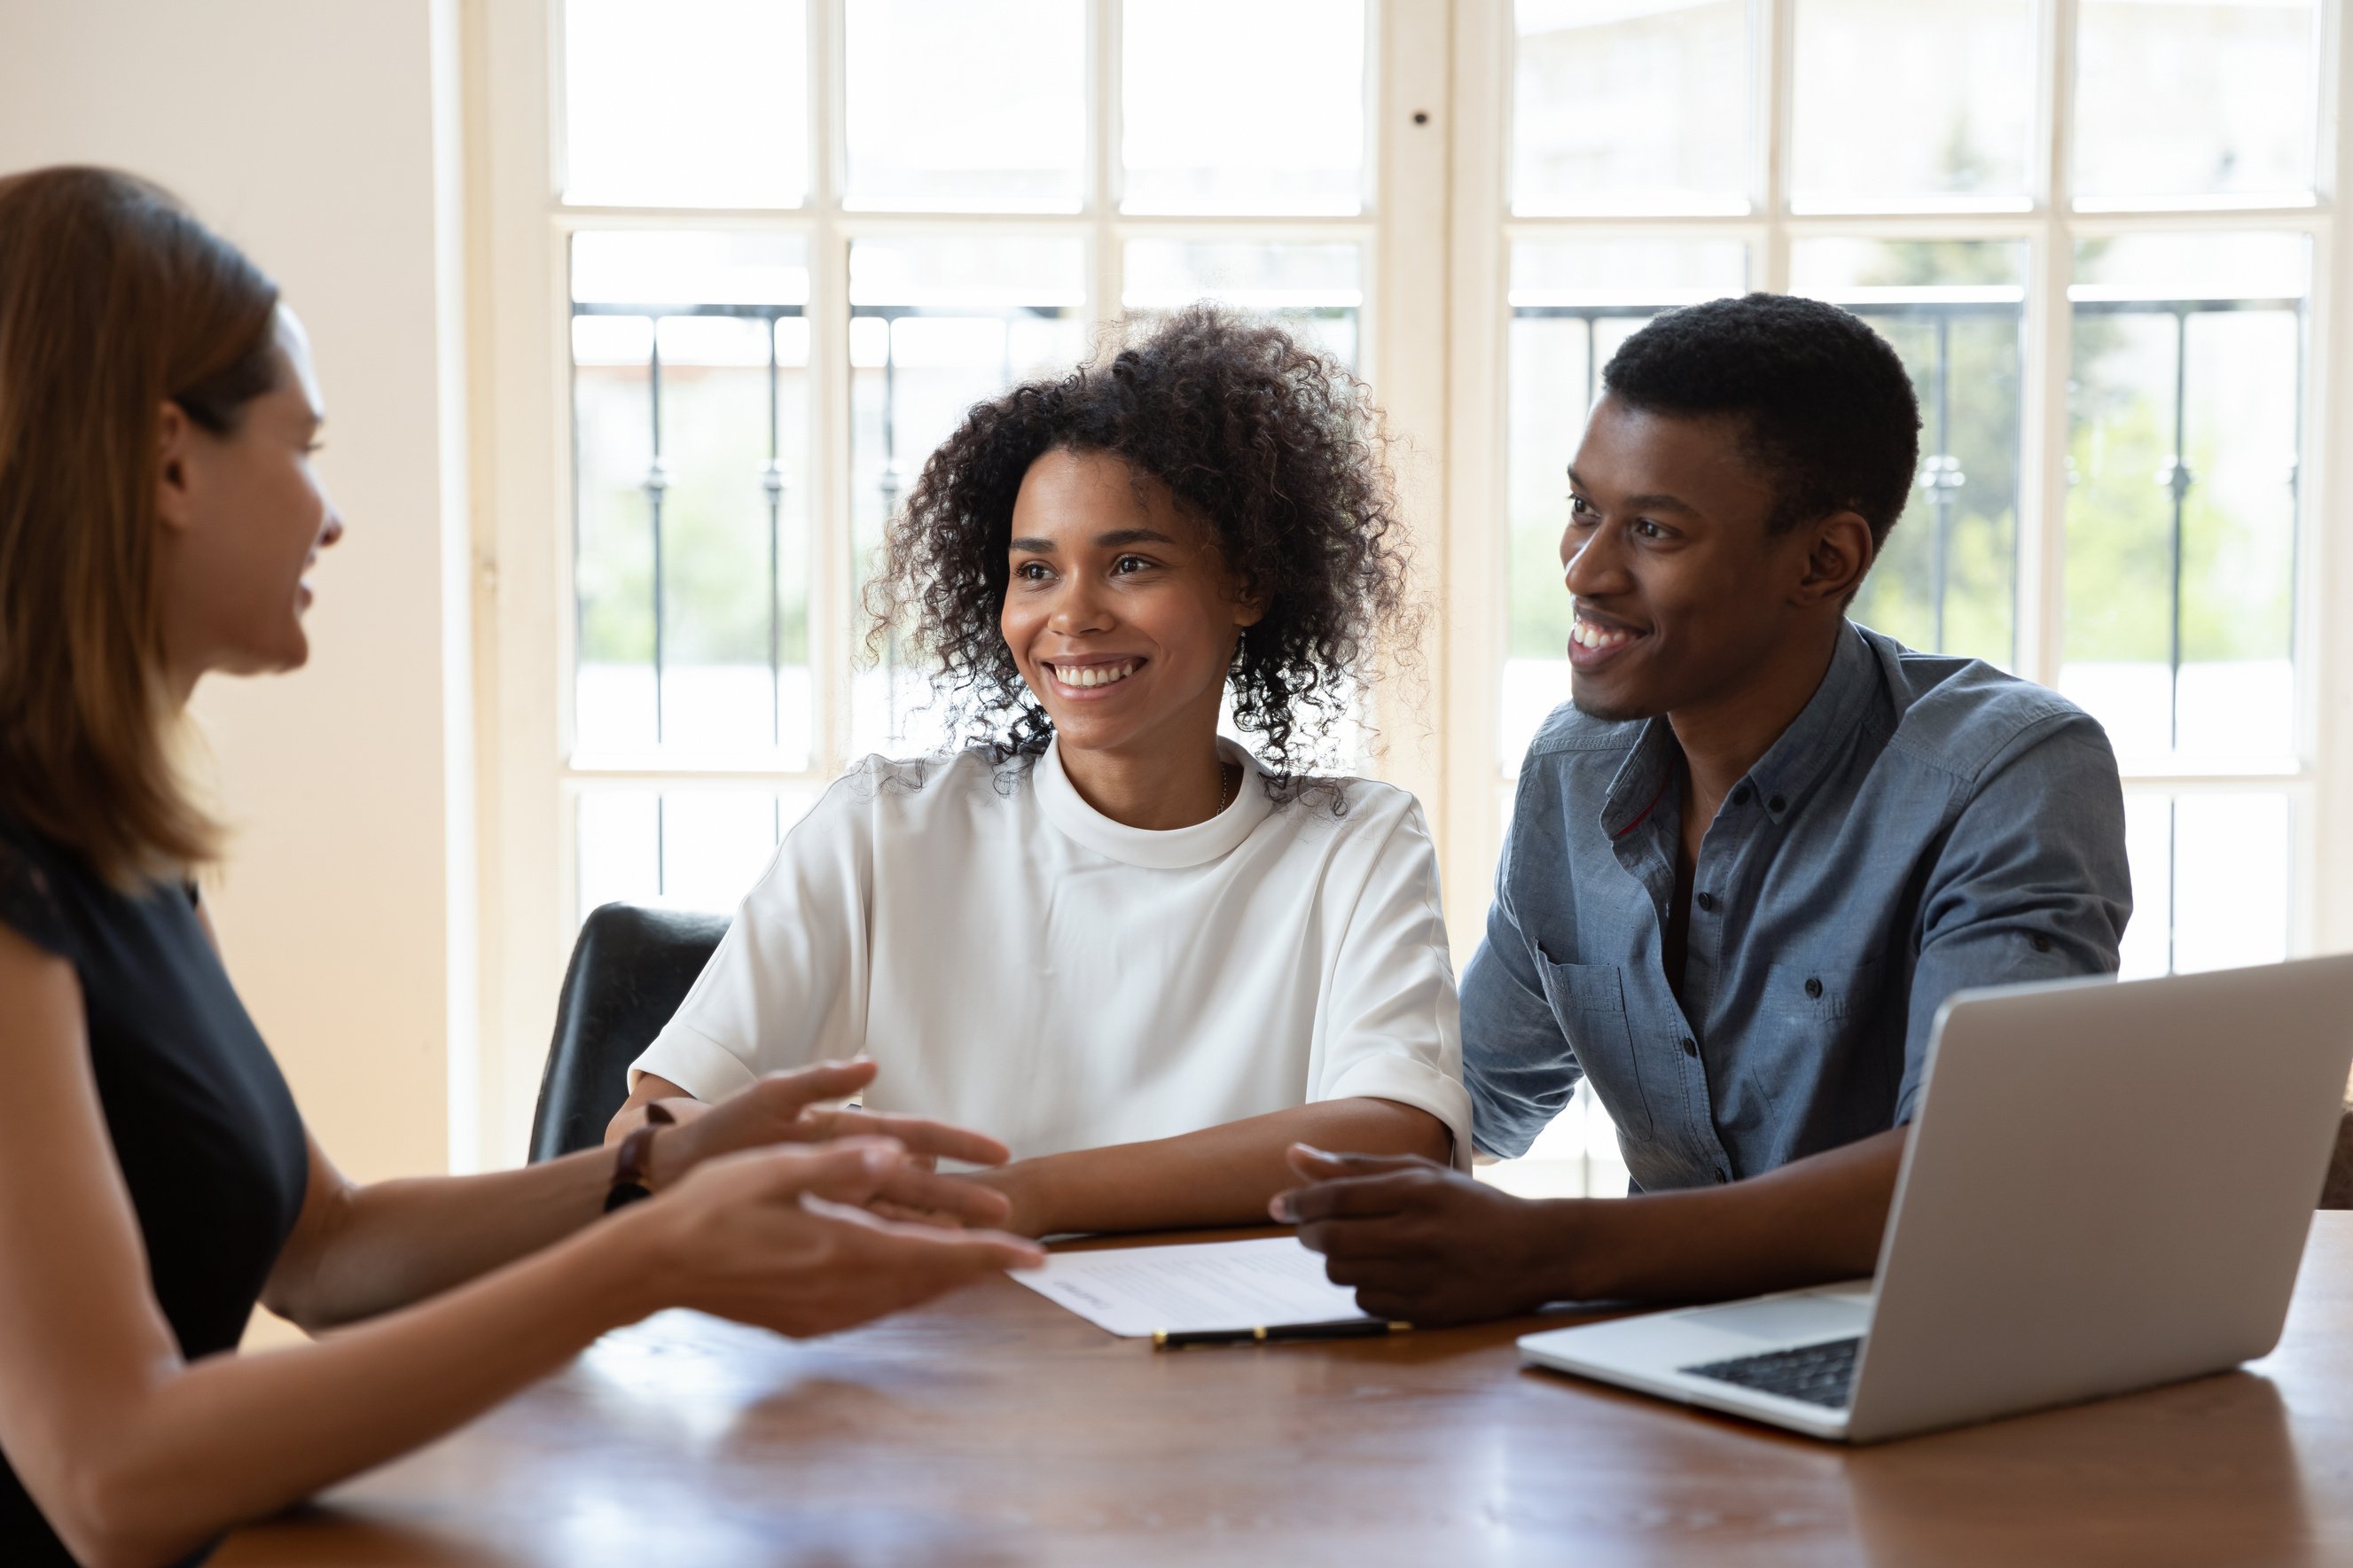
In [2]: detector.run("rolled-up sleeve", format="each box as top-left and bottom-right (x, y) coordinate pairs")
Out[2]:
(1460, 807), (1584, 1160)
(1312, 802), (1475, 1170)
(630, 771), (873, 1103)
(1896, 712), (2132, 1122)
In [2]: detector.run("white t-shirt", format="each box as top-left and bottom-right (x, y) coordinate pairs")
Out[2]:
(631, 737), (1471, 1166)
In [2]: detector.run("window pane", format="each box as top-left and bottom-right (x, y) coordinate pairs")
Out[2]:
(1122, 240), (1363, 365)
(570, 233), (811, 770)
(1479, 1082), (1630, 1199)
(849, 238), (1088, 756)
(1793, 239), (2026, 667)
(562, 0), (809, 208)
(573, 316), (657, 753)
(2075, 0), (2320, 207)
(2172, 793), (2292, 972)
(1791, 0), (2032, 211)
(1512, 0), (1752, 216)
(1122, 0), (1367, 215)
(576, 790), (660, 917)
(576, 788), (824, 919)
(2118, 792), (2293, 978)
(845, 0), (1085, 212)
(1502, 240), (1749, 771)
(572, 230), (812, 308)
(2117, 792), (2172, 980)
(660, 792), (782, 913)
(2061, 235), (2304, 768)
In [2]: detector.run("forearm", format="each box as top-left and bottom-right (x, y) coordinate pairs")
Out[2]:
(269, 1151), (616, 1330)
(74, 1217), (655, 1568)
(1548, 1128), (1907, 1305)
(607, 1071), (693, 1143)
(996, 1098), (1451, 1237)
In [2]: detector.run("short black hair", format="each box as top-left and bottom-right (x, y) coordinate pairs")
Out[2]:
(1600, 293), (1921, 549)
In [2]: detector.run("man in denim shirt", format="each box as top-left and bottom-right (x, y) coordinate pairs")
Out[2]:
(1277, 294), (2130, 1323)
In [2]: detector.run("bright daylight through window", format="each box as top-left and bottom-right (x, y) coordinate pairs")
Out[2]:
(543, 0), (2329, 1196)
(557, 0), (1373, 924)
(1489, 0), (2323, 1197)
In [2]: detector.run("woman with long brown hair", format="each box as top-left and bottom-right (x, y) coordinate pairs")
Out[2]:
(0, 165), (1042, 1568)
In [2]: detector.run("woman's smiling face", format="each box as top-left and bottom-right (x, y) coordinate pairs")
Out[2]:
(999, 447), (1263, 762)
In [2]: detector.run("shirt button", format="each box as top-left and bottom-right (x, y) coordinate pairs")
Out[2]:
(1804, 976), (1824, 999)
(1768, 794), (1788, 814)
(1681, 1036), (1700, 1057)
(1731, 784), (1753, 807)
(1695, 891), (1717, 912)
(2031, 933), (2052, 953)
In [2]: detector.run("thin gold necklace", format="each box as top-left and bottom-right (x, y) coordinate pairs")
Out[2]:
(1216, 760), (1239, 814)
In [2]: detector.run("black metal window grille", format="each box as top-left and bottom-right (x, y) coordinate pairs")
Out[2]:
(570, 298), (1075, 745)
(1509, 295), (2304, 697)
(570, 298), (1076, 897)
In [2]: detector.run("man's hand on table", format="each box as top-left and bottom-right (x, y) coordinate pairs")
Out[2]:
(1276, 1128), (1907, 1325)
(1271, 1146), (1579, 1326)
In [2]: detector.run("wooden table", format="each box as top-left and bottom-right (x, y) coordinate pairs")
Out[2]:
(217, 1213), (2353, 1567)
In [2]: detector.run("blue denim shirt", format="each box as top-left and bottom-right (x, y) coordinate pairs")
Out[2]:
(1464, 622), (2131, 1190)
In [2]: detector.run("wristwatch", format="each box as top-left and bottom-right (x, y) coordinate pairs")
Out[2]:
(604, 1103), (676, 1213)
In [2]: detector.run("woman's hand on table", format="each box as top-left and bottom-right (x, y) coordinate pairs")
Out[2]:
(895, 1099), (1459, 1241)
(947, 1164), (1050, 1238)
(621, 1137), (1045, 1337)
(849, 1162), (1050, 1238)
(638, 1060), (1019, 1229)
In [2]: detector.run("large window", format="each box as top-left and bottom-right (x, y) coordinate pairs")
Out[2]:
(481, 0), (2349, 1177)
(553, 0), (1380, 917)
(1466, 0), (2332, 1195)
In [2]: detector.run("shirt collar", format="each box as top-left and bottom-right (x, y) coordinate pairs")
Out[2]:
(1600, 720), (1680, 842)
(1033, 735), (1273, 869)
(1596, 620), (1880, 839)
(1740, 621), (1881, 826)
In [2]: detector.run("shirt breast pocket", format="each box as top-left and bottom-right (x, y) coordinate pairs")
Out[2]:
(1758, 956), (1897, 1111)
(1532, 956), (1654, 1142)
(1766, 957), (1885, 1023)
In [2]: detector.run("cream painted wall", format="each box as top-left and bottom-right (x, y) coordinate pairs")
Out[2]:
(0, 0), (473, 1183)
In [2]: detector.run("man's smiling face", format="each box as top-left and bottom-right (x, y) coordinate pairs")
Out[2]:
(1560, 393), (1821, 723)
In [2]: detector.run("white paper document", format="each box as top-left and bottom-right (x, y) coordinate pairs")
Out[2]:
(1012, 1236), (1372, 1338)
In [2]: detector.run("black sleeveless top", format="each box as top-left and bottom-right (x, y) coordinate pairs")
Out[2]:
(0, 812), (309, 1565)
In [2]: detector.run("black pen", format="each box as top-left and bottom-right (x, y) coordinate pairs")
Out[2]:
(1153, 1319), (1412, 1349)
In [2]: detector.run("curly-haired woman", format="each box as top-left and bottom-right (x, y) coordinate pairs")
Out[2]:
(611, 306), (1470, 1236)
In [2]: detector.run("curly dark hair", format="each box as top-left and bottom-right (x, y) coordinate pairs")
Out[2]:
(1602, 293), (1922, 550)
(864, 304), (1416, 792)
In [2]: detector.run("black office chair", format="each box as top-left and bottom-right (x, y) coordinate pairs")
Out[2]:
(2323, 1104), (2353, 1210)
(527, 901), (731, 1163)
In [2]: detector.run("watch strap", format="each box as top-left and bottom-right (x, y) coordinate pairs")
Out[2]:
(603, 1102), (676, 1213)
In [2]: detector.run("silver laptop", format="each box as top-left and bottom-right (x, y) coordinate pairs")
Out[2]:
(1518, 955), (2353, 1443)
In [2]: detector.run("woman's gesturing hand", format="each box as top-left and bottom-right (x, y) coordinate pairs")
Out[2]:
(640, 1060), (1017, 1228)
(631, 1137), (1045, 1338)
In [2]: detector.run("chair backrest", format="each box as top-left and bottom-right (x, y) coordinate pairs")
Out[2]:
(528, 902), (731, 1163)
(2322, 1105), (2353, 1209)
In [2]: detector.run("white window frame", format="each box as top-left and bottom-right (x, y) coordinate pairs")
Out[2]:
(468, 0), (1450, 1166)
(1442, 0), (2353, 970)
(471, 0), (2353, 1170)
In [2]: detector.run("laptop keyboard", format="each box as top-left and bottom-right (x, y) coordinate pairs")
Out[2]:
(1681, 1336), (1862, 1408)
